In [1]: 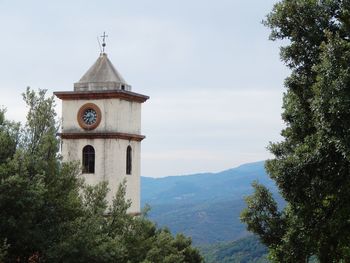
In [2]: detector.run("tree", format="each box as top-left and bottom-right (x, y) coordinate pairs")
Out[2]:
(241, 1), (350, 262)
(0, 240), (9, 263)
(0, 88), (203, 263)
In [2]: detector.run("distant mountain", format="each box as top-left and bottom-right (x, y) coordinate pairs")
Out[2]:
(141, 161), (284, 245)
(199, 235), (268, 263)
(142, 161), (277, 205)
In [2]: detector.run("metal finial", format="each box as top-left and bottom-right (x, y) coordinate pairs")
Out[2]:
(100, 32), (108, 53)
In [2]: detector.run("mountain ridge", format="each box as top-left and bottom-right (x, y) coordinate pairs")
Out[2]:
(142, 160), (266, 179)
(141, 160), (278, 207)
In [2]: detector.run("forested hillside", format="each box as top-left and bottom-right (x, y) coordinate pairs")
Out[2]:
(141, 161), (284, 245)
(199, 235), (268, 263)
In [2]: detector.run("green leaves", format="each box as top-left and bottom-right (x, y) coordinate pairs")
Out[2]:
(241, 182), (285, 248)
(243, 1), (350, 262)
(0, 108), (20, 165)
(22, 87), (59, 179)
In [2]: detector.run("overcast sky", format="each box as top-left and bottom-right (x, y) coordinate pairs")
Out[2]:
(0, 0), (288, 177)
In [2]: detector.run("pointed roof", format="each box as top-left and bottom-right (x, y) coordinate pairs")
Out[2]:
(74, 53), (131, 92)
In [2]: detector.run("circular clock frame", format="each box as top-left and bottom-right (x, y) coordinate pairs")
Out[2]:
(77, 103), (102, 130)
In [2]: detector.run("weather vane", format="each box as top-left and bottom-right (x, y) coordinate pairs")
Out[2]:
(100, 32), (108, 53)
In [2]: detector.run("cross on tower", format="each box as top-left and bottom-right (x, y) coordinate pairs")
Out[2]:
(100, 32), (108, 53)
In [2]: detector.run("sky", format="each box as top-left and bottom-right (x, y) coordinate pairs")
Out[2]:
(0, 0), (288, 177)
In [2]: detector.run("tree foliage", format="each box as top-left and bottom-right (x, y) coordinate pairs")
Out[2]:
(0, 88), (203, 263)
(241, 1), (350, 262)
(200, 235), (269, 263)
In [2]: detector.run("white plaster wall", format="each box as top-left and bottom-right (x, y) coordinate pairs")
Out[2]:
(62, 138), (141, 213)
(62, 98), (142, 134)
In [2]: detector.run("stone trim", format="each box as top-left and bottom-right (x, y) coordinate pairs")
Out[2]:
(128, 212), (141, 216)
(54, 90), (149, 103)
(58, 132), (145, 141)
(103, 212), (141, 217)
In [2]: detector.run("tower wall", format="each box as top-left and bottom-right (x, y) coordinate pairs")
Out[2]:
(62, 138), (141, 213)
(61, 98), (141, 134)
(60, 97), (143, 213)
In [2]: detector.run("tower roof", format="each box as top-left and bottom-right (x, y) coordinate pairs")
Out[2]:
(74, 53), (131, 92)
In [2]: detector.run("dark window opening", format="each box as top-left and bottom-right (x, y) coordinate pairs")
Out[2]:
(121, 85), (125, 90)
(126, 145), (132, 175)
(82, 145), (95, 173)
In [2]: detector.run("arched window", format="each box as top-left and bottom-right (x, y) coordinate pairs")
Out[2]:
(82, 145), (95, 173)
(126, 145), (132, 175)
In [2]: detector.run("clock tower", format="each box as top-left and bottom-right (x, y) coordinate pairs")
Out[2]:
(54, 52), (149, 214)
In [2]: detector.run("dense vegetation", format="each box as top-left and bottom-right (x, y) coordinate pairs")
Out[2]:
(241, 0), (350, 262)
(0, 88), (203, 263)
(199, 235), (268, 263)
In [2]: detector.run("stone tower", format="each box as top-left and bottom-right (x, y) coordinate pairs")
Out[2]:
(54, 52), (149, 213)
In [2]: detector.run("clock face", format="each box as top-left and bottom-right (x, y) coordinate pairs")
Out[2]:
(83, 108), (97, 125)
(78, 103), (101, 130)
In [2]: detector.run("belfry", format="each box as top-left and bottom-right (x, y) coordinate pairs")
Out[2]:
(54, 51), (149, 214)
